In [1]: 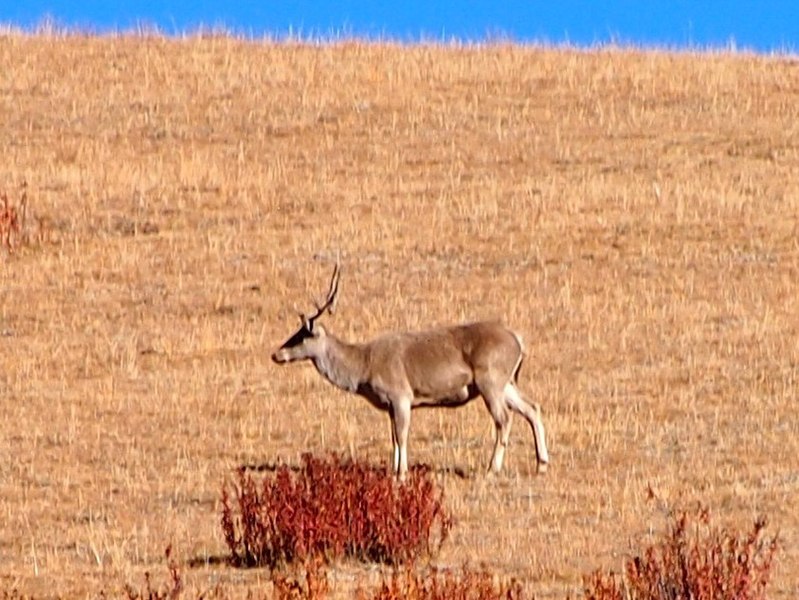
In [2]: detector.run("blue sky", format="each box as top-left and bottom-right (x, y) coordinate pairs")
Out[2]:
(2, 1), (799, 53)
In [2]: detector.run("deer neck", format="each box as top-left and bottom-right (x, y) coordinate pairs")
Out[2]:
(313, 334), (368, 394)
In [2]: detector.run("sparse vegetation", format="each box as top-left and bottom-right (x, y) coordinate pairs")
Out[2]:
(0, 183), (51, 255)
(0, 190), (22, 253)
(109, 500), (779, 599)
(272, 557), (330, 600)
(1, 31), (797, 598)
(123, 547), (184, 600)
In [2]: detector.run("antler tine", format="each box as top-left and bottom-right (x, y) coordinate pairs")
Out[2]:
(326, 258), (341, 315)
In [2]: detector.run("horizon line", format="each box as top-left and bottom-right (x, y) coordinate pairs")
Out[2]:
(1, 19), (797, 58)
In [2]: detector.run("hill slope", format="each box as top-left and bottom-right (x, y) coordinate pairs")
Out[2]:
(1, 34), (798, 597)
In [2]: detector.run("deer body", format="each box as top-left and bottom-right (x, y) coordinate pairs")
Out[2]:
(272, 263), (549, 479)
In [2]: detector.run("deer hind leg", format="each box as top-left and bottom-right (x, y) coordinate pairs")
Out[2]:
(476, 378), (513, 473)
(490, 411), (513, 474)
(504, 383), (549, 473)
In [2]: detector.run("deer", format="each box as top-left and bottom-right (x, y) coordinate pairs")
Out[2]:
(271, 259), (549, 480)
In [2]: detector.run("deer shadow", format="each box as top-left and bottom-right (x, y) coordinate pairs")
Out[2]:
(238, 460), (470, 479)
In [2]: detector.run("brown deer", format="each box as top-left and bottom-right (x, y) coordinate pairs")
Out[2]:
(271, 260), (549, 480)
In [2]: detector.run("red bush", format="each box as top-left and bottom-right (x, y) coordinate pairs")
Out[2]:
(362, 566), (525, 600)
(221, 453), (453, 569)
(584, 507), (778, 600)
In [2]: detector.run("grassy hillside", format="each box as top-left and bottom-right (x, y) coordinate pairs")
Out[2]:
(1, 33), (798, 597)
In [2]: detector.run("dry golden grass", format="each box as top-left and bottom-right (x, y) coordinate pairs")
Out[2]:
(1, 32), (798, 598)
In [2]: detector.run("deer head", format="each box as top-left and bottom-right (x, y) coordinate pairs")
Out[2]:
(272, 259), (340, 364)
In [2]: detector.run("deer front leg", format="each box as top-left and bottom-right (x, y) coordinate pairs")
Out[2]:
(390, 413), (400, 473)
(390, 398), (412, 481)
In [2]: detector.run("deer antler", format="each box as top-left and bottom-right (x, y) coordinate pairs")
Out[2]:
(306, 256), (340, 323)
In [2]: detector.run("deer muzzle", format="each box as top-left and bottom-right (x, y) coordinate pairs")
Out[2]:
(271, 348), (291, 363)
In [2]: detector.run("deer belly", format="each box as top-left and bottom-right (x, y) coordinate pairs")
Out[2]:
(413, 384), (474, 408)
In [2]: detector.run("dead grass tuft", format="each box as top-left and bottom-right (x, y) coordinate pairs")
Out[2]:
(123, 547), (184, 600)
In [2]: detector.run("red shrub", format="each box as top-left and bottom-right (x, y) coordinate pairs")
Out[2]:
(0, 183), (48, 254)
(361, 565), (525, 600)
(584, 507), (778, 600)
(0, 190), (23, 253)
(221, 453), (453, 569)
